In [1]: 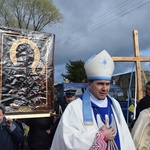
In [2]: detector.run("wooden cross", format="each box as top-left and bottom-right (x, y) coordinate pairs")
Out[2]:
(112, 30), (150, 101)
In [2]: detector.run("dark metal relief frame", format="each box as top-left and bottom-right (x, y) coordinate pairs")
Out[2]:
(0, 26), (55, 118)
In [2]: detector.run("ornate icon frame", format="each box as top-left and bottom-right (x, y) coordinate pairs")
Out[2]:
(0, 26), (55, 118)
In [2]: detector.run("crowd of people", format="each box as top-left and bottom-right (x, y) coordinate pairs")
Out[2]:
(0, 87), (77, 150)
(0, 50), (150, 150)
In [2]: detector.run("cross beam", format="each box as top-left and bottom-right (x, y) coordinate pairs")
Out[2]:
(112, 30), (150, 100)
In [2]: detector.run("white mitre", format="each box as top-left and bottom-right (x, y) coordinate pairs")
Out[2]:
(84, 50), (114, 81)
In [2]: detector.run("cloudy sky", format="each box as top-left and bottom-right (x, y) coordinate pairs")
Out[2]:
(46, 0), (150, 83)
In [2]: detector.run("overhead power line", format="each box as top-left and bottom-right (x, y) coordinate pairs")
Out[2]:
(56, 0), (150, 49)
(56, 0), (134, 44)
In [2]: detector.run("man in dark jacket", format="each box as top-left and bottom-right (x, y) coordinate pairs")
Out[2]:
(22, 117), (55, 150)
(0, 103), (24, 150)
(136, 81), (150, 119)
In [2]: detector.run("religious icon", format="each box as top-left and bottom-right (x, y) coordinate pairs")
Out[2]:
(0, 26), (55, 117)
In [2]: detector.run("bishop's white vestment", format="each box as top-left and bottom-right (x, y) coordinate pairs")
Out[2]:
(50, 97), (136, 150)
(131, 108), (150, 150)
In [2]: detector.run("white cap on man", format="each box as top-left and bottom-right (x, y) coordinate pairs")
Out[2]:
(84, 50), (114, 81)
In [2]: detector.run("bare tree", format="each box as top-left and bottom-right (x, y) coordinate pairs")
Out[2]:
(0, 0), (63, 31)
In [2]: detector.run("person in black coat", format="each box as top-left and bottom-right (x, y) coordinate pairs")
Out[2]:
(22, 117), (55, 150)
(136, 81), (150, 119)
(51, 89), (77, 140)
(0, 103), (24, 150)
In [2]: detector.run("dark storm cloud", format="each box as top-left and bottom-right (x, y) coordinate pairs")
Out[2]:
(48, 0), (150, 82)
